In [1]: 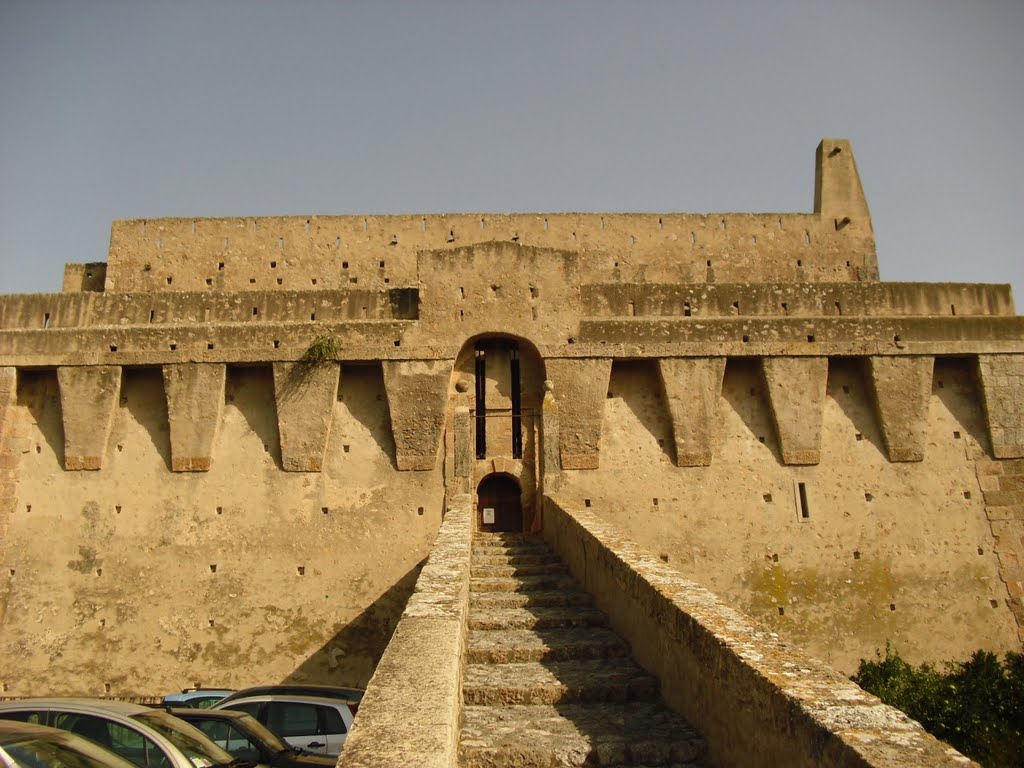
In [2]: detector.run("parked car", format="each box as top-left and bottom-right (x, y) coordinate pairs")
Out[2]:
(0, 719), (139, 768)
(161, 691), (235, 710)
(215, 688), (361, 714)
(0, 699), (243, 768)
(212, 692), (356, 757)
(167, 709), (334, 768)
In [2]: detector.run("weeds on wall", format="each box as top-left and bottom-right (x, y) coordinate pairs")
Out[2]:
(853, 645), (1024, 767)
(301, 333), (340, 366)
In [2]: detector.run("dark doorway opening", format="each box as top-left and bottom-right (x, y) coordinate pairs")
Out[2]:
(476, 474), (523, 533)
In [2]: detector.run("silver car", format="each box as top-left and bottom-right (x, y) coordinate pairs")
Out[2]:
(212, 696), (352, 757)
(0, 699), (242, 768)
(0, 719), (139, 768)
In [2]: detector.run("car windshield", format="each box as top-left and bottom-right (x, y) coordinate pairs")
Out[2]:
(130, 713), (233, 768)
(230, 716), (288, 754)
(0, 733), (132, 768)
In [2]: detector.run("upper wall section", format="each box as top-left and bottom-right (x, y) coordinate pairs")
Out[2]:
(100, 140), (877, 294)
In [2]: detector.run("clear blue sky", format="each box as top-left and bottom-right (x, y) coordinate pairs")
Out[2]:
(1, 1), (1021, 302)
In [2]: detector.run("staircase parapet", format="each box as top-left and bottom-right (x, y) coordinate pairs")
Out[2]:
(338, 495), (472, 768)
(542, 495), (977, 768)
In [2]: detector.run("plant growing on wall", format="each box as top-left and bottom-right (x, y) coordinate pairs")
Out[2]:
(301, 333), (339, 366)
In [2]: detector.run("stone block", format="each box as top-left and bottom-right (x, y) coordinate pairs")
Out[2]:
(382, 359), (453, 471)
(865, 355), (934, 462)
(657, 357), (726, 467)
(57, 366), (121, 471)
(545, 358), (612, 470)
(163, 364), (226, 472)
(273, 362), (340, 472)
(760, 357), (828, 465)
(977, 354), (1024, 459)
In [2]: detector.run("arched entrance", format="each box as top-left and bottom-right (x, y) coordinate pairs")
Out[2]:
(476, 474), (523, 533)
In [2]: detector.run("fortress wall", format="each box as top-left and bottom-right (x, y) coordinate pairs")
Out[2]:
(0, 288), (415, 330)
(0, 364), (445, 697)
(0, 282), (1014, 334)
(558, 356), (1020, 673)
(103, 211), (875, 294)
(582, 282), (1016, 318)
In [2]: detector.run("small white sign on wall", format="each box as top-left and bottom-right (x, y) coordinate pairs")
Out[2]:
(482, 507), (495, 524)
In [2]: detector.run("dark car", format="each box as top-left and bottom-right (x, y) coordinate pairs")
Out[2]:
(167, 709), (335, 768)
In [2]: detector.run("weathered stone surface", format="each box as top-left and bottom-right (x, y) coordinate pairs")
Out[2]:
(56, 365), (121, 470)
(761, 356), (828, 465)
(543, 497), (977, 768)
(338, 499), (471, 768)
(382, 359), (453, 471)
(272, 361), (340, 472)
(460, 703), (705, 768)
(657, 357), (726, 466)
(977, 354), (1024, 458)
(162, 363), (225, 472)
(545, 358), (612, 470)
(463, 658), (658, 706)
(865, 355), (934, 462)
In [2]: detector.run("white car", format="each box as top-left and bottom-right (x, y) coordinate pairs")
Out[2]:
(212, 695), (353, 757)
(0, 699), (241, 768)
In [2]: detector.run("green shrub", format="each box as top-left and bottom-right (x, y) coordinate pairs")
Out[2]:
(853, 645), (1024, 767)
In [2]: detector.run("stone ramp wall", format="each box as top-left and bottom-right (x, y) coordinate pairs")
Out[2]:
(542, 495), (976, 768)
(338, 496), (472, 768)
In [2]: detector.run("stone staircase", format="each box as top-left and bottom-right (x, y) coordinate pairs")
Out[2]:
(459, 532), (708, 768)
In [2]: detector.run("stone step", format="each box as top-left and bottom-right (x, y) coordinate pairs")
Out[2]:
(471, 543), (556, 557)
(474, 533), (543, 545)
(467, 627), (630, 664)
(471, 574), (579, 593)
(469, 605), (608, 631)
(463, 658), (659, 706)
(471, 557), (561, 569)
(471, 562), (569, 578)
(470, 589), (594, 610)
(459, 702), (706, 768)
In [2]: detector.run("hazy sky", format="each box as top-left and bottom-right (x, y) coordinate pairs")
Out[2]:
(1, 1), (1021, 302)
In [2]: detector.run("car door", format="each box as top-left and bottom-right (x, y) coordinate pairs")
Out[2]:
(263, 702), (327, 755)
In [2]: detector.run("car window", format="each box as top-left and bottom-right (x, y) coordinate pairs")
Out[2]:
(131, 712), (230, 768)
(52, 715), (168, 768)
(232, 715), (288, 753)
(0, 733), (134, 768)
(265, 704), (317, 738)
(319, 707), (345, 735)
(0, 712), (45, 725)
(187, 722), (259, 763)
(222, 703), (260, 721)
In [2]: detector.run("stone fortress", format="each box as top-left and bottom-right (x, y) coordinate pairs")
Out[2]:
(0, 139), (1022, 766)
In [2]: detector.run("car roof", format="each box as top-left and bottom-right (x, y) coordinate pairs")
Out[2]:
(221, 685), (362, 702)
(166, 708), (247, 721)
(217, 694), (353, 706)
(0, 698), (153, 716)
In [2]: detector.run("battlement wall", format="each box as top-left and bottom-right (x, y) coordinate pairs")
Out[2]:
(99, 140), (876, 293)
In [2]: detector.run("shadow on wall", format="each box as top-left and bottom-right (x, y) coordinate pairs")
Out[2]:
(721, 359), (783, 464)
(17, 370), (63, 467)
(933, 358), (991, 453)
(279, 560), (425, 689)
(122, 368), (172, 471)
(228, 366), (283, 470)
(609, 360), (674, 463)
(828, 358), (887, 460)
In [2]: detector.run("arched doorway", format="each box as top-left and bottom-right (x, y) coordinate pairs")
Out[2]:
(477, 474), (523, 533)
